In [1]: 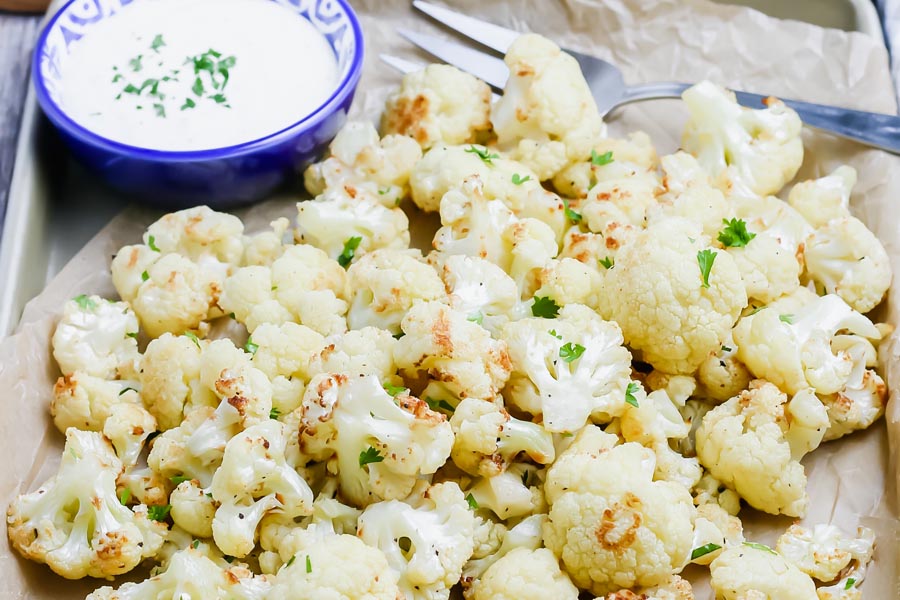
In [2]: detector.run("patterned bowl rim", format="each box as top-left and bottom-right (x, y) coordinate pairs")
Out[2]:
(31, 0), (365, 161)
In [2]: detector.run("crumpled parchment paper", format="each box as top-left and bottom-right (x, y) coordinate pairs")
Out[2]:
(1, 0), (899, 597)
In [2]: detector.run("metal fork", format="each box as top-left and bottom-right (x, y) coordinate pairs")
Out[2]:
(386, 0), (900, 154)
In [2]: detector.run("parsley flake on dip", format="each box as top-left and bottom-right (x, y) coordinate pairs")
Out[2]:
(59, 0), (339, 151)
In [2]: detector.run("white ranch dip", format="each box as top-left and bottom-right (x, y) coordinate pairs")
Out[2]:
(60, 0), (339, 151)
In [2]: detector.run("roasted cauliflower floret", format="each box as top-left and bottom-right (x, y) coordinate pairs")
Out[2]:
(434, 253), (520, 335)
(345, 248), (446, 334)
(542, 427), (696, 595)
(551, 131), (658, 200)
(466, 464), (545, 521)
(7, 429), (167, 580)
(145, 205), (244, 276)
(52, 295), (140, 379)
(102, 402), (158, 468)
(395, 301), (511, 402)
(298, 373), (453, 507)
(462, 513), (545, 588)
(210, 419), (314, 557)
(681, 80), (803, 197)
(86, 547), (271, 599)
(268, 532), (402, 600)
(733, 289), (882, 396)
(695, 380), (828, 517)
(818, 335), (887, 440)
(598, 217), (747, 374)
(501, 303), (632, 432)
(249, 321), (325, 415)
(450, 397), (555, 477)
(51, 372), (141, 433)
(148, 366), (272, 489)
(139, 332), (215, 431)
(169, 479), (216, 539)
(776, 524), (875, 583)
(409, 145), (565, 237)
(132, 253), (220, 338)
(472, 547), (580, 600)
(696, 334), (752, 403)
(787, 165), (856, 228)
(709, 543), (817, 599)
(357, 482), (476, 600)
(307, 326), (399, 380)
(804, 216), (891, 314)
(726, 230), (802, 304)
(381, 64), (492, 150)
(650, 151), (730, 239)
(241, 217), (289, 267)
(295, 187), (411, 262)
(492, 34), (605, 181)
(531, 257), (603, 308)
(220, 244), (349, 336)
(303, 120), (423, 207)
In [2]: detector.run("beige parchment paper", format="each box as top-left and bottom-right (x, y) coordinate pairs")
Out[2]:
(2, 0), (900, 597)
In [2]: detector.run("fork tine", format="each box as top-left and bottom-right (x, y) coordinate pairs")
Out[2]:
(397, 28), (508, 89)
(412, 0), (520, 55)
(379, 53), (427, 75)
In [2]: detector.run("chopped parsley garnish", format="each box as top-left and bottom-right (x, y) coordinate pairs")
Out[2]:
(150, 34), (166, 53)
(845, 578), (856, 590)
(383, 383), (407, 397)
(147, 235), (160, 252)
(191, 77), (205, 97)
(73, 294), (97, 310)
(548, 329), (562, 340)
(511, 173), (531, 185)
(559, 342), (585, 363)
(625, 382), (640, 408)
(465, 493), (479, 510)
(742, 541), (776, 554)
(697, 249), (717, 289)
(118, 387), (137, 396)
(467, 311), (484, 325)
(147, 504), (172, 522)
(129, 54), (143, 72)
(126, 332), (138, 339)
(690, 543), (721, 560)
(563, 198), (582, 224)
(182, 331), (201, 348)
(599, 256), (614, 270)
(779, 314), (795, 324)
(590, 150), (614, 166)
(464, 145), (499, 165)
(721, 345), (733, 353)
(244, 336), (258, 355)
(153, 103), (166, 118)
(181, 98), (196, 111)
(359, 446), (385, 467)
(305, 555), (312, 573)
(169, 475), (191, 485)
(286, 555), (296, 567)
(269, 407), (281, 420)
(717, 218), (756, 248)
(192, 539), (200, 549)
(531, 296), (561, 319)
(337, 236), (362, 268)
(141, 270), (150, 282)
(119, 488), (132, 506)
(425, 397), (456, 414)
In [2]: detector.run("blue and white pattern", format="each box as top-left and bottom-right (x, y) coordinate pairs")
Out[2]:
(38, 0), (359, 106)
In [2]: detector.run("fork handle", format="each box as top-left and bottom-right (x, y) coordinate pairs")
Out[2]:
(621, 82), (900, 155)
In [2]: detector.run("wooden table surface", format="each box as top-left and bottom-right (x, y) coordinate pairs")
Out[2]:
(0, 12), (42, 242)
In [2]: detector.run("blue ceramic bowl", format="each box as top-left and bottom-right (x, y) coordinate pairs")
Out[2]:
(32, 0), (364, 208)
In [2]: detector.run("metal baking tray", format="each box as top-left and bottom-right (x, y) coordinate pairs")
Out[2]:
(0, 0), (886, 336)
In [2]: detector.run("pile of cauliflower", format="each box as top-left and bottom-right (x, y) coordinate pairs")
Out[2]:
(8, 33), (892, 600)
